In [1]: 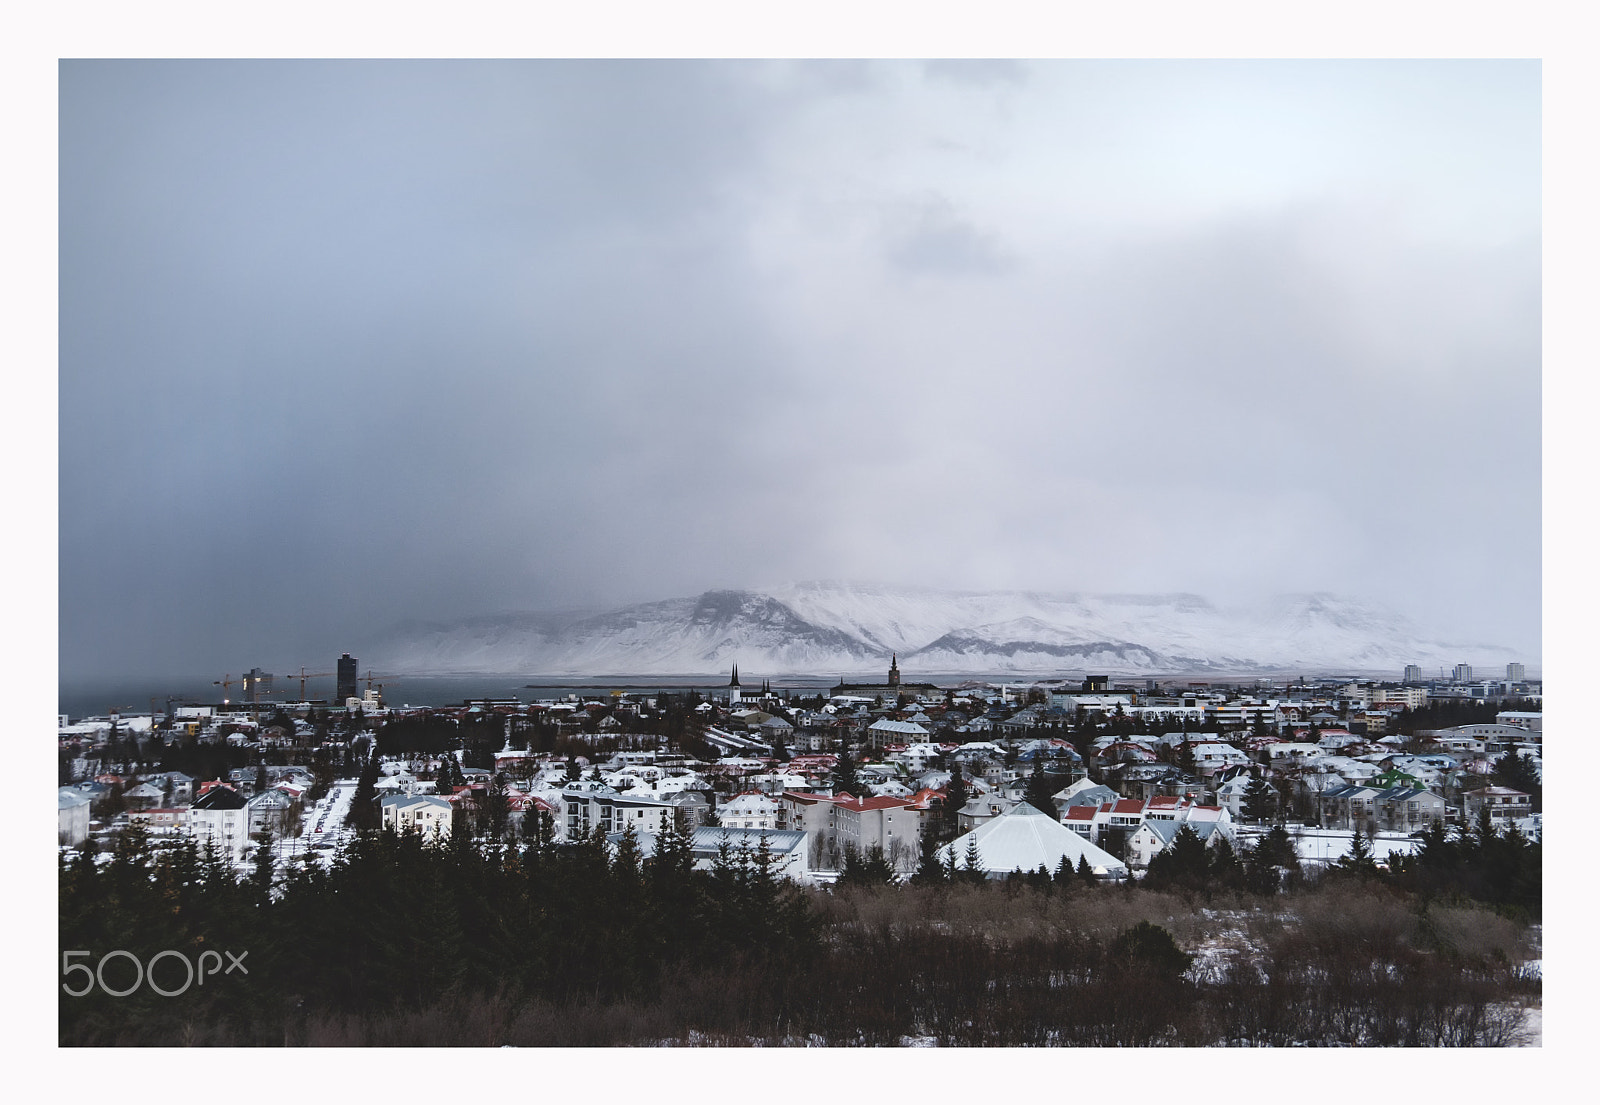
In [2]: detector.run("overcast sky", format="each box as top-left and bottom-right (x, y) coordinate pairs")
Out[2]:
(59, 59), (1541, 678)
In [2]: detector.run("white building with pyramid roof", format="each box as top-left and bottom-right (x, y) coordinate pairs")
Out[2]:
(936, 801), (1129, 879)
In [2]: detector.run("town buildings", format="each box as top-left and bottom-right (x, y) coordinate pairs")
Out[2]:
(56, 665), (1542, 887)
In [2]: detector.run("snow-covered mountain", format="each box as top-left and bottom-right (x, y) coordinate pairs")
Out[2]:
(366, 583), (1527, 678)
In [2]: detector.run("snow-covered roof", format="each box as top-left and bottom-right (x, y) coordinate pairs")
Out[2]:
(379, 793), (451, 810)
(937, 802), (1127, 878)
(868, 719), (930, 735)
(1055, 783), (1117, 808)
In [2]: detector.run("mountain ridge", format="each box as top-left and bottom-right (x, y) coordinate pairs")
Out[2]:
(363, 583), (1529, 678)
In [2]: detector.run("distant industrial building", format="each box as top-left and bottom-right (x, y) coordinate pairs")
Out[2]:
(337, 653), (359, 702)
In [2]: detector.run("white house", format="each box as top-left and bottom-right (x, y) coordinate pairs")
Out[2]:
(380, 794), (453, 839)
(1463, 786), (1533, 825)
(1052, 778), (1118, 813)
(58, 788), (91, 846)
(718, 791), (782, 830)
(1182, 741), (1251, 777)
(560, 788), (680, 841)
(621, 826), (813, 882)
(1127, 817), (1231, 869)
(867, 719), (931, 746)
(246, 787), (300, 836)
(186, 785), (252, 861)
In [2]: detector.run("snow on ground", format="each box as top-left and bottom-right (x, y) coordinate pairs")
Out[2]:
(280, 779), (359, 866)
(1517, 1004), (1541, 1046)
(1185, 914), (1267, 984)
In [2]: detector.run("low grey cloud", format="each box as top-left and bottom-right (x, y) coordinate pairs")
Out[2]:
(883, 195), (1016, 276)
(58, 60), (1541, 680)
(922, 59), (1029, 88)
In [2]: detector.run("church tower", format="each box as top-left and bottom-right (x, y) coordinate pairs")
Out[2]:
(888, 653), (901, 688)
(729, 663), (741, 705)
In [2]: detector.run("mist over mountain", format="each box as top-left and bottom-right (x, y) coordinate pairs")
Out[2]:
(365, 583), (1528, 679)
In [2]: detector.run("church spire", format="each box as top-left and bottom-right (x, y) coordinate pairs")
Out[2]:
(889, 653), (901, 687)
(730, 663), (740, 687)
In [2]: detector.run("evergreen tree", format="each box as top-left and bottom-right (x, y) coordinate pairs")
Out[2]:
(1176, 742), (1198, 778)
(346, 754), (381, 830)
(962, 834), (984, 883)
(612, 820), (644, 885)
(1076, 853), (1096, 885)
(644, 808), (699, 960)
(1242, 774), (1277, 823)
(647, 807), (692, 880)
(1331, 827), (1381, 879)
(831, 748), (861, 796)
(1391, 815), (1541, 919)
(1023, 757), (1057, 816)
(249, 836), (276, 907)
(481, 772), (511, 841)
(1243, 824), (1300, 895)
(942, 762), (970, 842)
(1026, 864), (1053, 894)
(522, 806), (555, 851)
(1108, 921), (1192, 983)
(910, 830), (948, 887)
(1208, 835), (1244, 892)
(1144, 824), (1210, 893)
(838, 843), (896, 888)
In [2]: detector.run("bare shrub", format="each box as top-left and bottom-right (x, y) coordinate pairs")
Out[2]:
(1284, 884), (1414, 957)
(1420, 904), (1530, 964)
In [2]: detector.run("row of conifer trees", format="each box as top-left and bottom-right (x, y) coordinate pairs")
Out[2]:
(60, 801), (1538, 1045)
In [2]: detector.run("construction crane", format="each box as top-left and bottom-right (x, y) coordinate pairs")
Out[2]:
(361, 672), (402, 693)
(285, 667), (334, 700)
(214, 674), (237, 705)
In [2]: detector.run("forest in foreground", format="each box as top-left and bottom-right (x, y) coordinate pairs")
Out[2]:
(58, 816), (1540, 1047)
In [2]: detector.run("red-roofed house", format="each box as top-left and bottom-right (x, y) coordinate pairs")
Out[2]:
(1063, 805), (1098, 839)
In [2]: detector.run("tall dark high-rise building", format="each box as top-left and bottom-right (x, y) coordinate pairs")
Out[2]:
(241, 667), (274, 704)
(337, 654), (359, 702)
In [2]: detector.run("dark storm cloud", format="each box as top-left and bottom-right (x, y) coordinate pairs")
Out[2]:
(60, 60), (792, 675)
(59, 60), (1541, 678)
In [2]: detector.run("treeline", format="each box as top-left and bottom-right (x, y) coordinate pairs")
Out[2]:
(1127, 813), (1540, 923)
(61, 813), (1538, 1046)
(59, 816), (814, 1046)
(1394, 698), (1539, 735)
